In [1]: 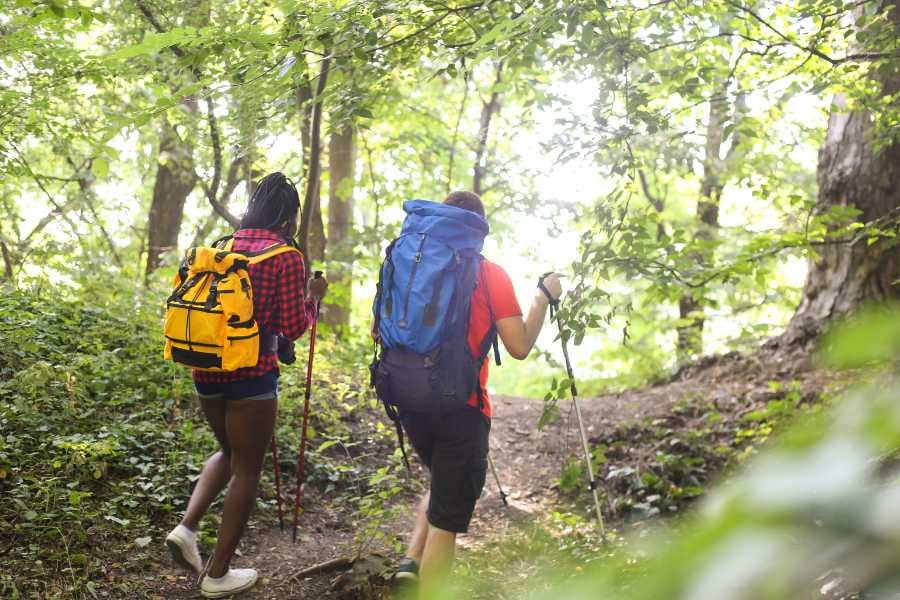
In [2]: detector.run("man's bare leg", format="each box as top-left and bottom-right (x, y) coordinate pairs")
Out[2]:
(419, 525), (456, 600)
(406, 492), (430, 563)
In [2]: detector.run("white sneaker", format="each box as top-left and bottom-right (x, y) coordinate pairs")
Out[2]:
(200, 568), (259, 598)
(165, 524), (203, 575)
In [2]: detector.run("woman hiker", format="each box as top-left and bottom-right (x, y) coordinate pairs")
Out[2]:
(164, 172), (328, 598)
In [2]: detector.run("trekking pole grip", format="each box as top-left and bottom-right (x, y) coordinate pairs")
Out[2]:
(311, 271), (324, 315)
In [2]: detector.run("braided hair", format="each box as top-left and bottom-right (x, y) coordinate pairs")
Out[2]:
(240, 172), (300, 237)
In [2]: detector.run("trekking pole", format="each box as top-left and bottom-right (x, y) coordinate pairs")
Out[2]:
(539, 274), (606, 539)
(488, 453), (509, 507)
(270, 434), (284, 531)
(292, 271), (323, 544)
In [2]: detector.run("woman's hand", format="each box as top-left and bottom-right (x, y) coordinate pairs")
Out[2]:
(308, 275), (329, 300)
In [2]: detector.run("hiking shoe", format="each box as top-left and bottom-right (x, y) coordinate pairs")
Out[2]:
(200, 568), (259, 599)
(165, 524), (203, 575)
(393, 558), (420, 582)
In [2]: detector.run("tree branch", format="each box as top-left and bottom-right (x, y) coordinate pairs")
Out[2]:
(370, 1), (486, 53)
(201, 96), (241, 227)
(65, 157), (124, 267)
(725, 0), (900, 65)
(447, 75), (470, 193)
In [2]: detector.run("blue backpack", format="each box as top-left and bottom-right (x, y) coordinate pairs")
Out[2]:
(370, 200), (501, 463)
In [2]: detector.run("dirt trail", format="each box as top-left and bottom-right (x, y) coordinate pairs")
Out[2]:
(135, 394), (615, 599)
(135, 346), (835, 599)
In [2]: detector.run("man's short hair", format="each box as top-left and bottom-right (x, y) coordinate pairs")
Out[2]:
(443, 191), (485, 218)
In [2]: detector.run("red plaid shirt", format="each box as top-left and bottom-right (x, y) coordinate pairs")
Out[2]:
(193, 228), (317, 383)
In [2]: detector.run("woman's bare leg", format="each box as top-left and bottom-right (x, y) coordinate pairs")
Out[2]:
(206, 397), (277, 578)
(180, 398), (232, 531)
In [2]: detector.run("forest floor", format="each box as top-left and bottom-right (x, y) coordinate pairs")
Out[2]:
(121, 343), (843, 600)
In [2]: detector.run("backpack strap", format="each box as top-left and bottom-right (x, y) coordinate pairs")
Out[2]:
(246, 243), (302, 265)
(480, 261), (502, 367)
(212, 234), (234, 249)
(472, 260), (503, 410)
(373, 239), (398, 336)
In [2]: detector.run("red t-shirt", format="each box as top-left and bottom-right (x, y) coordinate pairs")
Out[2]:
(467, 260), (522, 418)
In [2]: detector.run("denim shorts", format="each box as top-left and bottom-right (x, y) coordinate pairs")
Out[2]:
(194, 372), (279, 401)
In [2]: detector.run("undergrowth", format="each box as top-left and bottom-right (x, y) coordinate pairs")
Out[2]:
(0, 288), (397, 598)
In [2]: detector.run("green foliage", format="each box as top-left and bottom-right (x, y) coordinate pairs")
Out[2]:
(0, 289), (200, 596)
(432, 305), (900, 600)
(0, 285), (396, 596)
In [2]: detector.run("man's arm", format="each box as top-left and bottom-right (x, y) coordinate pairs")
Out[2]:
(496, 273), (562, 360)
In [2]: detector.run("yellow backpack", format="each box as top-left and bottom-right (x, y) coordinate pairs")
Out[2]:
(163, 238), (301, 372)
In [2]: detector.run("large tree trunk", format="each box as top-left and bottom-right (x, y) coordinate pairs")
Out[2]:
(783, 111), (900, 340)
(781, 4), (900, 344)
(323, 125), (356, 331)
(145, 120), (196, 282)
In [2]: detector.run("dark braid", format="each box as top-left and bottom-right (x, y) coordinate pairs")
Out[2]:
(240, 172), (300, 233)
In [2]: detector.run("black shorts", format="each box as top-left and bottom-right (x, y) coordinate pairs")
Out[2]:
(401, 407), (490, 534)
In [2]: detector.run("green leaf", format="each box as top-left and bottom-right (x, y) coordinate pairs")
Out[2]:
(821, 304), (900, 369)
(566, 11), (578, 38)
(91, 158), (109, 179)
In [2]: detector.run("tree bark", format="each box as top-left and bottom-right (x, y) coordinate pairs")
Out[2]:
(780, 2), (900, 344)
(298, 57), (330, 263)
(323, 125), (356, 331)
(140, 0), (208, 281)
(473, 61), (504, 196)
(145, 119), (197, 282)
(676, 94), (727, 364)
(0, 236), (13, 280)
(296, 77), (327, 262)
(783, 113), (900, 340)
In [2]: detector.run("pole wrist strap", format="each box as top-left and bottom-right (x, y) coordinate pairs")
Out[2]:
(538, 272), (560, 318)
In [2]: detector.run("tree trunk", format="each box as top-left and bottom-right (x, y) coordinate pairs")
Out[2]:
(145, 120), (196, 282)
(783, 114), (900, 341)
(0, 237), (13, 281)
(323, 125), (356, 331)
(473, 61), (504, 196)
(296, 79), (327, 262)
(676, 94), (726, 363)
(141, 1), (207, 282)
(780, 3), (900, 344)
(297, 58), (330, 263)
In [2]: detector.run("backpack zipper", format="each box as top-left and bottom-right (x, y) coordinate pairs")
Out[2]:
(399, 233), (427, 327)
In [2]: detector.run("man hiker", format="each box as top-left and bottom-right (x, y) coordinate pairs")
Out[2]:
(371, 191), (562, 597)
(163, 172), (328, 598)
